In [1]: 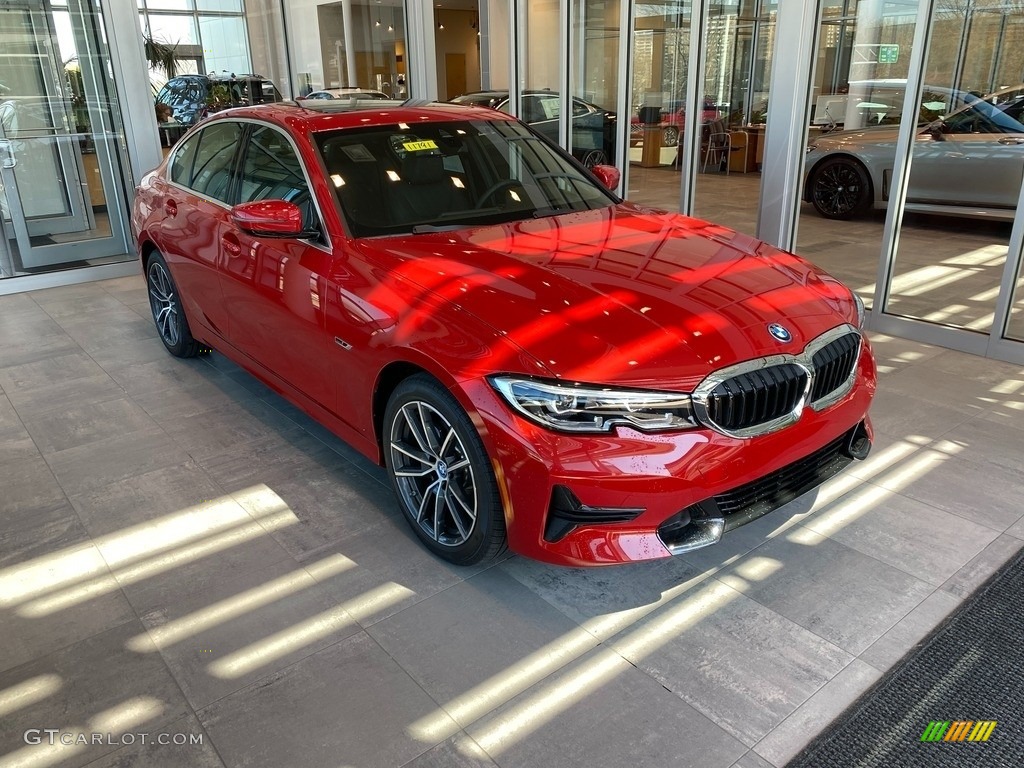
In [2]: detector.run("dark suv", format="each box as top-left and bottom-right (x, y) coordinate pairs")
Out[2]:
(155, 74), (283, 126)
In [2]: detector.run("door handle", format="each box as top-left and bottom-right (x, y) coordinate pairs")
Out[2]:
(163, 198), (177, 217)
(997, 137), (1024, 145)
(221, 232), (242, 257)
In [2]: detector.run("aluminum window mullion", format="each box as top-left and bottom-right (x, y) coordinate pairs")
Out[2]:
(680, 0), (709, 215)
(559, 0), (570, 153)
(509, 0), (523, 119)
(614, 0), (634, 196)
(406, 0), (438, 100)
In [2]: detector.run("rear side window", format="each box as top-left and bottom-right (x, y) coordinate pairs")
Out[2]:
(189, 121), (242, 202)
(169, 133), (199, 186)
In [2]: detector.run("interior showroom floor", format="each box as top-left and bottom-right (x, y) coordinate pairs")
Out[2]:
(2, 274), (1023, 768)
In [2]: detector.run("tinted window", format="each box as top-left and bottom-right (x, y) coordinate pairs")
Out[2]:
(156, 77), (207, 123)
(189, 121), (242, 202)
(317, 119), (613, 237)
(169, 132), (200, 186)
(237, 125), (319, 232)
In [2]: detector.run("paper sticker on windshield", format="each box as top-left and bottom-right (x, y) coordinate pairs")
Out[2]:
(402, 140), (438, 152)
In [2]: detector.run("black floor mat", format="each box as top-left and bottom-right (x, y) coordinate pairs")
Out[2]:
(787, 545), (1024, 768)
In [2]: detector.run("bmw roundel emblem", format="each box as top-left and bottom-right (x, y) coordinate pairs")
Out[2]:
(768, 323), (792, 343)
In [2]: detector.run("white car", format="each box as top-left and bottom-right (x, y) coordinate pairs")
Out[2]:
(804, 84), (1024, 220)
(301, 88), (389, 101)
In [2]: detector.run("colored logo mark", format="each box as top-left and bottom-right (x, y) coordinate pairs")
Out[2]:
(920, 720), (997, 742)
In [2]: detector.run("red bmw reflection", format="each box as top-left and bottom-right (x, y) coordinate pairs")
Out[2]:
(132, 102), (876, 567)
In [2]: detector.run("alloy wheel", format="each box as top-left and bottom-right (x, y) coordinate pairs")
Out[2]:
(148, 261), (181, 347)
(389, 400), (478, 547)
(813, 162), (865, 217)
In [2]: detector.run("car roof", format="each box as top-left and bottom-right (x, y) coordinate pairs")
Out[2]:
(204, 101), (518, 133)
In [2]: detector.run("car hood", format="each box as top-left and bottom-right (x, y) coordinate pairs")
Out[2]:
(371, 204), (856, 390)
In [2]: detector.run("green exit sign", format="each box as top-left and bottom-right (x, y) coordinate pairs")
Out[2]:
(879, 45), (899, 64)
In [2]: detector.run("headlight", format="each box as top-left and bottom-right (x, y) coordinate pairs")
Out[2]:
(852, 291), (866, 328)
(489, 376), (697, 433)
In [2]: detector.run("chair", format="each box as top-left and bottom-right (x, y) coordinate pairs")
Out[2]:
(701, 119), (732, 174)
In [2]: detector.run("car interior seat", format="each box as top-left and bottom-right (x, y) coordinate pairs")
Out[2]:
(388, 151), (469, 225)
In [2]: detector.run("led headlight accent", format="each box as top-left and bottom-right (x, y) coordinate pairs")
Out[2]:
(852, 291), (866, 328)
(490, 376), (697, 433)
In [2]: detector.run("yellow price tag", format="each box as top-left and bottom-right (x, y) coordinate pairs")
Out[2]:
(402, 140), (438, 152)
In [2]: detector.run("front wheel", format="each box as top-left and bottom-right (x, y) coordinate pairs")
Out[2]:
(146, 250), (209, 358)
(384, 375), (507, 565)
(580, 149), (607, 169)
(810, 157), (872, 220)
(662, 125), (680, 147)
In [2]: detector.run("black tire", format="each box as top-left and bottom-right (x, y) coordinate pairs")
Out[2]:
(810, 157), (872, 220)
(384, 374), (507, 565)
(580, 149), (607, 169)
(146, 250), (209, 358)
(663, 125), (680, 147)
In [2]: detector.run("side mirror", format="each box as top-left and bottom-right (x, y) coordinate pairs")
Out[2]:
(591, 164), (620, 192)
(231, 200), (305, 237)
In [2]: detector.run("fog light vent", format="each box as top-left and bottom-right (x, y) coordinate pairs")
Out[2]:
(544, 486), (644, 543)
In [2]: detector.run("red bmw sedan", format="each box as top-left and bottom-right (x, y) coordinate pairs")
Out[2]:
(132, 101), (876, 567)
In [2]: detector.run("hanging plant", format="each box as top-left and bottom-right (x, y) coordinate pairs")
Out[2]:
(143, 34), (179, 80)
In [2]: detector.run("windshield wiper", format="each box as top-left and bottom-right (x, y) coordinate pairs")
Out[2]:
(411, 223), (467, 234)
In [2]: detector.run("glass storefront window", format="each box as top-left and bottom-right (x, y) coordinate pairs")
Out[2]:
(569, 0), (619, 169)
(0, 0), (134, 279)
(146, 13), (200, 46)
(691, 1), (775, 234)
(284, 1), (408, 99)
(797, 0), (917, 309)
(626, 2), (691, 205)
(198, 16), (251, 77)
(883, 3), (1024, 334)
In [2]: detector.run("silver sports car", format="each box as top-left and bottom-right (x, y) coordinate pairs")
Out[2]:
(803, 84), (1024, 220)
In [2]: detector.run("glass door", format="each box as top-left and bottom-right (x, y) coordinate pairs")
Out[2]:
(0, 0), (132, 276)
(691, 0), (776, 234)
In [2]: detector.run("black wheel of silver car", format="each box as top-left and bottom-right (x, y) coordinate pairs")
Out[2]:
(810, 157), (871, 220)
(581, 149), (607, 169)
(146, 251), (208, 358)
(384, 375), (507, 565)
(663, 125), (680, 147)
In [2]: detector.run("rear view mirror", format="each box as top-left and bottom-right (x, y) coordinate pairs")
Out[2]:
(591, 164), (620, 191)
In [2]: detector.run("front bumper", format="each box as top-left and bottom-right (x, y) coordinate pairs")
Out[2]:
(458, 343), (876, 566)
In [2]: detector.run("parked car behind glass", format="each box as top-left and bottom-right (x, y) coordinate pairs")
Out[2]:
(805, 84), (1024, 219)
(155, 74), (283, 126)
(449, 89), (616, 168)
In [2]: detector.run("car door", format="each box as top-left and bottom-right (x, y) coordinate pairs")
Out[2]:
(154, 121), (241, 340)
(910, 94), (1024, 209)
(218, 122), (335, 411)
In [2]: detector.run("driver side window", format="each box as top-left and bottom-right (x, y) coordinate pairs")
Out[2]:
(236, 125), (322, 238)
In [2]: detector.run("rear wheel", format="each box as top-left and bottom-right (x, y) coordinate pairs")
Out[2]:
(384, 375), (507, 565)
(146, 251), (209, 358)
(810, 157), (871, 219)
(663, 125), (680, 147)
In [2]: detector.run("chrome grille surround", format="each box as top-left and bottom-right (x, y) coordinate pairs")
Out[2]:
(691, 324), (862, 439)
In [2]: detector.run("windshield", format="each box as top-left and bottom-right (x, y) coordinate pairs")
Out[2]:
(315, 119), (615, 237)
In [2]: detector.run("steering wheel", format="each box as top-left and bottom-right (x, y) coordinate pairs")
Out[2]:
(475, 179), (523, 209)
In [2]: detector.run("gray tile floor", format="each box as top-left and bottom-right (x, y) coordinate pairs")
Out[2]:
(1, 275), (1022, 768)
